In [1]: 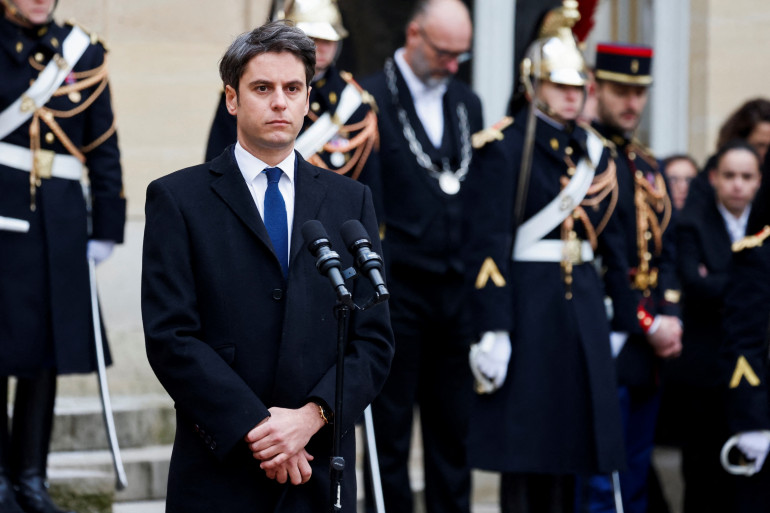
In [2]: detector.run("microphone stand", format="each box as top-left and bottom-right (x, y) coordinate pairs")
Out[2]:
(330, 300), (349, 513)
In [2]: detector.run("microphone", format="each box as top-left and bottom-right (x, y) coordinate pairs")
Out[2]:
(340, 220), (389, 304)
(301, 220), (354, 308)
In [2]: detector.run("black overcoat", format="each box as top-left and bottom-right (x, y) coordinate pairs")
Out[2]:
(141, 149), (394, 512)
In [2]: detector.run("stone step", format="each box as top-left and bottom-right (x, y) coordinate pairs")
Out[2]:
(51, 394), (175, 452)
(49, 445), (171, 505)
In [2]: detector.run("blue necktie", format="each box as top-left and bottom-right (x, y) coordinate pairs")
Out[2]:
(263, 167), (288, 277)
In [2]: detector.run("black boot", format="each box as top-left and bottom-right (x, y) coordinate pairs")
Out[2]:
(10, 370), (74, 513)
(0, 377), (26, 513)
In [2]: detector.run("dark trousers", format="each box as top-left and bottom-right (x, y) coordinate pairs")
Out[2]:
(583, 387), (659, 513)
(368, 266), (472, 513)
(502, 473), (575, 513)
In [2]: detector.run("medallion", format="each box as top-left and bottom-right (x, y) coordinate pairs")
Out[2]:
(439, 171), (461, 195)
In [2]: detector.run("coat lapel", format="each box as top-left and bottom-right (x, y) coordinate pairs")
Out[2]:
(289, 153), (328, 269)
(209, 147), (275, 253)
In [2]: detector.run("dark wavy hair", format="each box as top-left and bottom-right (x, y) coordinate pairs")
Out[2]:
(716, 98), (770, 150)
(219, 20), (316, 95)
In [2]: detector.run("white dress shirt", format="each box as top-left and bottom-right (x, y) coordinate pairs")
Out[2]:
(394, 48), (447, 149)
(234, 142), (296, 254)
(716, 201), (751, 244)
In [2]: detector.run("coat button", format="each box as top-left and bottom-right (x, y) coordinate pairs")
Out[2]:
(272, 288), (283, 301)
(210, 441), (217, 450)
(204, 435), (212, 444)
(193, 424), (200, 433)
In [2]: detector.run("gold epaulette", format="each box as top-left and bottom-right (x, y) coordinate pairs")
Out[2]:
(339, 70), (378, 113)
(732, 225), (770, 253)
(65, 19), (106, 50)
(629, 138), (658, 169)
(471, 116), (513, 149)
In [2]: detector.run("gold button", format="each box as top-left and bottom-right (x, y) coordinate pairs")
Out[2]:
(635, 170), (644, 179)
(329, 91), (337, 104)
(567, 166), (576, 176)
(68, 91), (81, 103)
(45, 132), (55, 144)
(16, 41), (23, 53)
(644, 252), (652, 260)
(637, 311), (646, 320)
(550, 138), (559, 151)
(34, 52), (44, 62)
(628, 151), (636, 160)
(573, 211), (581, 219)
(51, 37), (59, 48)
(565, 146), (573, 155)
(644, 231), (652, 240)
(311, 101), (320, 112)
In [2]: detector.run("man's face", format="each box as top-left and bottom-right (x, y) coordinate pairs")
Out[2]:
(6, 0), (54, 25)
(664, 158), (698, 211)
(748, 121), (770, 162)
(313, 38), (338, 78)
(225, 51), (310, 163)
(709, 148), (761, 217)
(596, 80), (649, 133)
(537, 81), (584, 124)
(404, 14), (471, 86)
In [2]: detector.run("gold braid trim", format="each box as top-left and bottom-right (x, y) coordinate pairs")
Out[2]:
(37, 109), (86, 161)
(82, 118), (116, 153)
(46, 73), (108, 118)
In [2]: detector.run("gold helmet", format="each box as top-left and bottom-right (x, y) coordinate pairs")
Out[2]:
(282, 0), (348, 42)
(521, 0), (587, 88)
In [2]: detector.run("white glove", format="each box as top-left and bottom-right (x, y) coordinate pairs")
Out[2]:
(469, 331), (511, 394)
(87, 240), (115, 265)
(736, 431), (770, 473)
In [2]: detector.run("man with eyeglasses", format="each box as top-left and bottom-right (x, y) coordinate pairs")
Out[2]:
(358, 1), (482, 512)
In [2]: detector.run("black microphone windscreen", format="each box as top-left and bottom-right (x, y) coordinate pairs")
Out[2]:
(340, 219), (370, 249)
(302, 220), (328, 249)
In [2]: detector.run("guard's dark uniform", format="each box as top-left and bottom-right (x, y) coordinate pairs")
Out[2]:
(0, 17), (124, 376)
(205, 65), (379, 202)
(359, 58), (483, 513)
(464, 116), (627, 478)
(0, 10), (124, 513)
(723, 230), (770, 512)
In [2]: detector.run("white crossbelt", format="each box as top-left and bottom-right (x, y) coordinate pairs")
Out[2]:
(513, 130), (603, 262)
(295, 82), (363, 159)
(0, 26), (90, 141)
(0, 141), (83, 180)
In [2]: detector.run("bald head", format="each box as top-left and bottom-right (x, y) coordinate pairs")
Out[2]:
(403, 0), (472, 85)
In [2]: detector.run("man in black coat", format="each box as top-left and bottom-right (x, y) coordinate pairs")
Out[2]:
(357, 1), (481, 512)
(0, 1), (125, 511)
(142, 21), (393, 513)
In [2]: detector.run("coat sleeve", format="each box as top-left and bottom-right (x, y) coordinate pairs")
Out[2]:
(141, 179), (270, 460)
(676, 217), (729, 301)
(461, 136), (516, 336)
(724, 245), (770, 433)
(82, 44), (126, 243)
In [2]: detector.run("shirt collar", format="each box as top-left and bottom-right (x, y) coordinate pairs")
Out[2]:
(234, 142), (296, 184)
(394, 47), (448, 100)
(716, 201), (751, 240)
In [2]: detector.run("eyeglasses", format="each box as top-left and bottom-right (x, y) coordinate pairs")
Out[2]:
(417, 25), (471, 64)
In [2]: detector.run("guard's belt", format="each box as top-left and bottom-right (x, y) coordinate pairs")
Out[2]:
(0, 142), (82, 180)
(514, 239), (594, 263)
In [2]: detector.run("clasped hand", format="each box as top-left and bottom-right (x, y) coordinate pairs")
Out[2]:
(243, 404), (325, 485)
